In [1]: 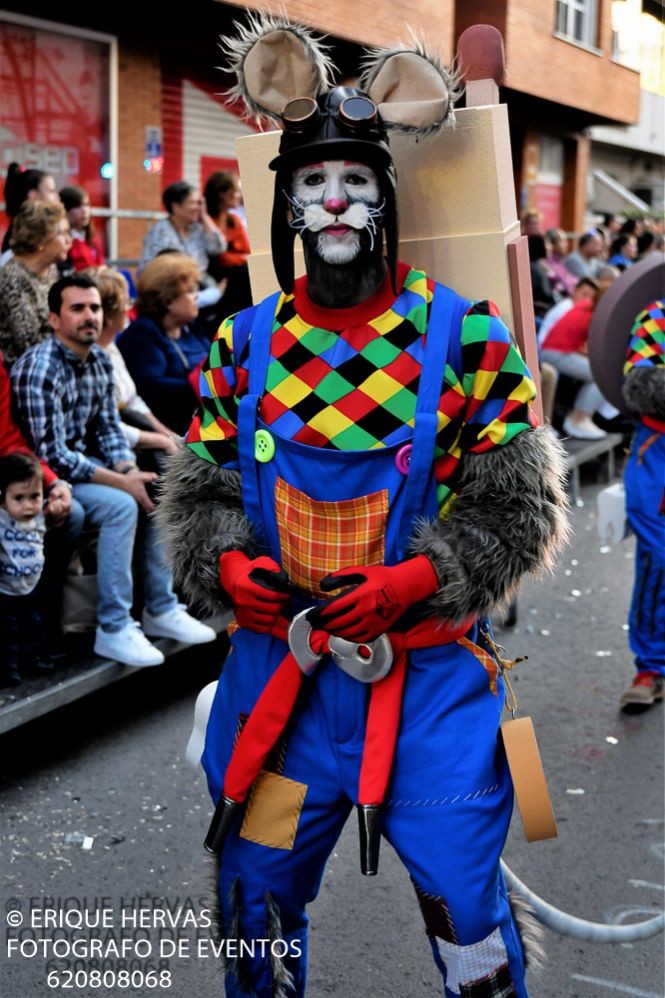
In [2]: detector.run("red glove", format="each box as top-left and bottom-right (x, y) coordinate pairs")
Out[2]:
(219, 551), (290, 632)
(309, 555), (439, 642)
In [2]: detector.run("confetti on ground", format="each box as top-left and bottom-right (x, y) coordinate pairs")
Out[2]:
(539, 629), (551, 636)
(605, 737), (619, 745)
(599, 545), (611, 554)
(595, 650), (612, 657)
(566, 788), (586, 795)
(571, 589), (582, 597)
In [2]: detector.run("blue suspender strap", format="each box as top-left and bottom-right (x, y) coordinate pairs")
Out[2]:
(398, 283), (470, 541)
(237, 291), (282, 540)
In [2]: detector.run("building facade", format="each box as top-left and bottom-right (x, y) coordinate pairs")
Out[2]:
(1, 0), (641, 264)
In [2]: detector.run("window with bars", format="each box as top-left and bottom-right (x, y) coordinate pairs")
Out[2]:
(555, 0), (599, 46)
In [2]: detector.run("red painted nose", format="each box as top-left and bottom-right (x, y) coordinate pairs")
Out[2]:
(324, 197), (348, 215)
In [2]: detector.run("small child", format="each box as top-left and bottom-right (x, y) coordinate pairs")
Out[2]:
(0, 453), (47, 686)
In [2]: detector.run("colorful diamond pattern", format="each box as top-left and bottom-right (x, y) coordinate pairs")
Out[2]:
(624, 301), (665, 373)
(187, 267), (537, 510)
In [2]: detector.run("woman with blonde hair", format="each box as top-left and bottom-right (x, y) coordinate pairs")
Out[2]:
(94, 268), (182, 469)
(117, 252), (211, 433)
(0, 200), (71, 366)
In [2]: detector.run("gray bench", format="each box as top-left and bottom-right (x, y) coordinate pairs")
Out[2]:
(563, 432), (624, 502)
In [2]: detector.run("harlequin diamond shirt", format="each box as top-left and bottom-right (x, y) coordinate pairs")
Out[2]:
(624, 301), (665, 374)
(187, 263), (537, 513)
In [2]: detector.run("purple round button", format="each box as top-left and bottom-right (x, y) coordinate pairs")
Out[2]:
(395, 444), (412, 475)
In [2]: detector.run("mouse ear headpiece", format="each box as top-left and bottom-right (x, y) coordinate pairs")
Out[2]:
(220, 16), (460, 294)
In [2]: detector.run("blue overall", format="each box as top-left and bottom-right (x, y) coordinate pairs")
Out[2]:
(202, 285), (528, 997)
(624, 422), (665, 676)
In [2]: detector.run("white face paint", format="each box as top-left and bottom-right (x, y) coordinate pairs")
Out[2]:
(289, 161), (383, 265)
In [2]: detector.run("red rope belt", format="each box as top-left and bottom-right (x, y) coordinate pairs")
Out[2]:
(205, 614), (474, 872)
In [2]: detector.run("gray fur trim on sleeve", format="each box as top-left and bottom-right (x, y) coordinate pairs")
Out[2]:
(409, 427), (571, 623)
(154, 448), (258, 615)
(623, 367), (665, 420)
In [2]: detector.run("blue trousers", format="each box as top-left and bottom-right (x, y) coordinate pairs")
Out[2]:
(624, 426), (665, 675)
(70, 483), (177, 632)
(204, 628), (528, 997)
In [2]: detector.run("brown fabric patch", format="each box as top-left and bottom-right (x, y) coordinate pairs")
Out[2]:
(274, 476), (388, 598)
(458, 637), (499, 694)
(460, 964), (516, 997)
(412, 879), (459, 943)
(239, 771), (307, 850)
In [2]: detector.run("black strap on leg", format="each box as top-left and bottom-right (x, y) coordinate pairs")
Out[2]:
(357, 804), (382, 876)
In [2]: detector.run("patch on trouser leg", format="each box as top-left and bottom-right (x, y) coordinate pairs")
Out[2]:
(412, 879), (459, 943)
(266, 892), (297, 998)
(239, 771), (307, 849)
(435, 928), (516, 996)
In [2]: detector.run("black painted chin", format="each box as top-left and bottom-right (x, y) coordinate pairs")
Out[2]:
(300, 225), (388, 309)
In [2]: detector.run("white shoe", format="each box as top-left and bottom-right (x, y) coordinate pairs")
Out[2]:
(94, 621), (165, 667)
(142, 604), (217, 645)
(562, 415), (607, 441)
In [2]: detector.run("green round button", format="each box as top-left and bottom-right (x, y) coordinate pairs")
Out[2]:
(254, 429), (276, 463)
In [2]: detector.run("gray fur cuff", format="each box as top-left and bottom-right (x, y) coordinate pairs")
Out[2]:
(155, 448), (258, 615)
(623, 367), (665, 420)
(409, 427), (570, 623)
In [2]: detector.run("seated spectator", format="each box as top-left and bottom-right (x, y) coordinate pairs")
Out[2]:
(0, 454), (47, 685)
(60, 185), (105, 271)
(600, 213), (622, 239)
(619, 218), (642, 239)
(0, 352), (83, 672)
(545, 228), (577, 297)
(537, 276), (598, 347)
(528, 233), (559, 321)
(520, 210), (542, 236)
(95, 268), (182, 471)
(1, 163), (59, 264)
(540, 279), (617, 440)
(608, 234), (637, 271)
(139, 181), (225, 288)
(564, 230), (604, 280)
(204, 170), (252, 317)
(0, 201), (72, 367)
(637, 231), (664, 259)
(11, 274), (216, 668)
(117, 253), (211, 435)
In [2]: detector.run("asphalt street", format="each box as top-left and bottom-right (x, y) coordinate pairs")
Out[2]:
(1, 477), (663, 998)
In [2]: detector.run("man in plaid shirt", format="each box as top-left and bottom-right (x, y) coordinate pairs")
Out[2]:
(11, 274), (216, 666)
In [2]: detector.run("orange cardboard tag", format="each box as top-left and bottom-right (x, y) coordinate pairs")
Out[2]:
(501, 716), (558, 841)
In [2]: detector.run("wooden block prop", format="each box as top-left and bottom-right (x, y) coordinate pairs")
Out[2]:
(501, 716), (558, 842)
(236, 100), (542, 410)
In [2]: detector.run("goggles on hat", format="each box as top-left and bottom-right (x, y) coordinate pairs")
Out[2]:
(281, 95), (378, 133)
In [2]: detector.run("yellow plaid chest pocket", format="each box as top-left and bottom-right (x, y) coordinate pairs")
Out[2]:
(274, 476), (389, 599)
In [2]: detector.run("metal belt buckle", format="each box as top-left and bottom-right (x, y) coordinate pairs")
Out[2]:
(287, 609), (323, 675)
(329, 634), (393, 684)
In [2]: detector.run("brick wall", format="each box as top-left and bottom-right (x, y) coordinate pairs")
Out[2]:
(457, 0), (639, 125)
(240, 0), (455, 59)
(117, 43), (163, 263)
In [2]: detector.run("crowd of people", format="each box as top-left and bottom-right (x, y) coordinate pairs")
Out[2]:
(0, 161), (661, 687)
(0, 163), (252, 686)
(523, 210), (664, 439)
